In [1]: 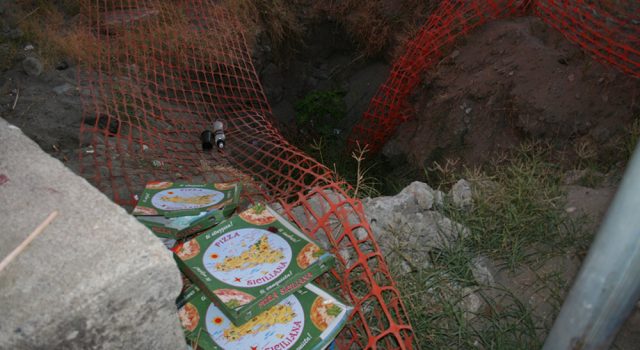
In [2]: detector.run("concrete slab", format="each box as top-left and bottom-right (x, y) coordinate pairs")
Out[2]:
(0, 118), (186, 349)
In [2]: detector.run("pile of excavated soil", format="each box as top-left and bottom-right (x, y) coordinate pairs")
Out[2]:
(383, 17), (639, 169)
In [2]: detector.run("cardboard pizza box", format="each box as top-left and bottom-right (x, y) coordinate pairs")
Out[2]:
(178, 283), (352, 350)
(133, 181), (242, 239)
(174, 203), (336, 325)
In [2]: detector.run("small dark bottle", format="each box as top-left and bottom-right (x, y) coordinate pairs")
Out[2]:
(201, 130), (213, 151)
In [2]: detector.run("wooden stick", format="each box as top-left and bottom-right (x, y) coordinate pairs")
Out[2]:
(0, 211), (58, 273)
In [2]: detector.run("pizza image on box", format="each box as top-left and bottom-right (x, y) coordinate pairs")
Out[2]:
(132, 206), (158, 216)
(310, 297), (343, 331)
(239, 203), (277, 225)
(213, 289), (255, 309)
(215, 182), (238, 191)
(175, 240), (201, 260)
(178, 283), (352, 350)
(174, 203), (336, 325)
(296, 243), (323, 269)
(178, 303), (200, 332)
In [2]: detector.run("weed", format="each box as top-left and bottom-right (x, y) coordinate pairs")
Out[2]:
(441, 142), (591, 268)
(351, 142), (380, 198)
(295, 89), (347, 138)
(306, 137), (381, 198)
(395, 260), (545, 349)
(312, 0), (437, 57)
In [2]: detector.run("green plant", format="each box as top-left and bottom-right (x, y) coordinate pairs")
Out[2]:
(295, 89), (347, 137)
(441, 142), (591, 268)
(307, 138), (381, 198)
(395, 262), (545, 349)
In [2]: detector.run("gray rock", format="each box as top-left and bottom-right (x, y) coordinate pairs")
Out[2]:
(460, 287), (483, 319)
(52, 83), (74, 95)
(363, 182), (470, 273)
(22, 56), (43, 77)
(470, 255), (498, 286)
(450, 179), (473, 209)
(0, 118), (186, 349)
(363, 181), (436, 214)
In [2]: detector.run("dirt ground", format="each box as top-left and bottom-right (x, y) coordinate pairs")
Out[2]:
(383, 17), (639, 170)
(0, 66), (83, 173)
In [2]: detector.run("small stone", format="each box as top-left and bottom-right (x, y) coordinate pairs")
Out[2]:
(471, 256), (497, 286)
(565, 207), (577, 213)
(465, 107), (472, 114)
(22, 56), (43, 77)
(568, 74), (575, 82)
(65, 330), (79, 341)
(450, 179), (473, 209)
(24, 44), (34, 51)
(52, 83), (74, 95)
(460, 287), (483, 320)
(450, 50), (460, 59)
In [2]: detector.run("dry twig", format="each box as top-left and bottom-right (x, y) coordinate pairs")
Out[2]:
(0, 211), (58, 273)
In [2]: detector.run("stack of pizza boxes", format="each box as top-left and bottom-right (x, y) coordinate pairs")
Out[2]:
(131, 181), (242, 249)
(171, 202), (353, 349)
(131, 181), (352, 349)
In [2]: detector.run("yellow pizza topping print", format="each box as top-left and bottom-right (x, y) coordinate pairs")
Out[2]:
(223, 304), (295, 341)
(215, 235), (284, 272)
(160, 194), (214, 205)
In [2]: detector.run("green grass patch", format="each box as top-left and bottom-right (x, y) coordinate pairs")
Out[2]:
(441, 143), (591, 269)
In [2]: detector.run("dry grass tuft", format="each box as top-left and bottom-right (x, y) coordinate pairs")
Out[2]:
(313, 0), (436, 57)
(13, 0), (90, 68)
(223, 0), (303, 58)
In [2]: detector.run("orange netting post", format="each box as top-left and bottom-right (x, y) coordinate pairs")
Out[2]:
(76, 0), (413, 348)
(348, 0), (639, 153)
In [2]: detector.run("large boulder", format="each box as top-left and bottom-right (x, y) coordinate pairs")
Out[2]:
(0, 118), (186, 349)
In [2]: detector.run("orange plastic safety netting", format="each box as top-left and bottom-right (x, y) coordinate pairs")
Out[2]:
(348, 0), (640, 153)
(76, 0), (412, 349)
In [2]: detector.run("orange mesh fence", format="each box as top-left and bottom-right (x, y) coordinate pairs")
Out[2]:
(348, 0), (640, 153)
(77, 1), (412, 349)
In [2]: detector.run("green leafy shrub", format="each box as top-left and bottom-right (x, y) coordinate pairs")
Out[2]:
(295, 89), (347, 137)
